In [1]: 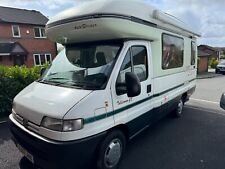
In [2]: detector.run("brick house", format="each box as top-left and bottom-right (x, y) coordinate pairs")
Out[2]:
(0, 6), (57, 67)
(198, 45), (225, 60)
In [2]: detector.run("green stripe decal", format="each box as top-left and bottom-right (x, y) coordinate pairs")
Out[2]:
(84, 79), (195, 124)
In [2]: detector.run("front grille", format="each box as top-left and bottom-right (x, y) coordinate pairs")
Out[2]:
(218, 67), (225, 70)
(13, 113), (40, 133)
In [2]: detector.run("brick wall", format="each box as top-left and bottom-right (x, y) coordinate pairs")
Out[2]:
(0, 55), (13, 66)
(0, 23), (57, 67)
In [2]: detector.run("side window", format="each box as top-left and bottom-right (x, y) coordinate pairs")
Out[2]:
(162, 34), (184, 69)
(116, 45), (148, 95)
(191, 41), (196, 65)
(132, 46), (148, 82)
(117, 49), (132, 84)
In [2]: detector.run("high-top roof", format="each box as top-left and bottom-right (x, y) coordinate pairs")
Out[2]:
(0, 6), (48, 26)
(48, 0), (200, 37)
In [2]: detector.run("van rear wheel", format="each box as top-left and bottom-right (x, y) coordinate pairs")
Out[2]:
(173, 98), (184, 118)
(97, 130), (126, 169)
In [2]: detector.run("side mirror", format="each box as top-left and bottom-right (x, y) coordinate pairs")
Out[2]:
(220, 93), (225, 110)
(125, 72), (141, 97)
(40, 67), (46, 76)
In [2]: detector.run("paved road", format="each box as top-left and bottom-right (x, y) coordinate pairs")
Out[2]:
(193, 75), (225, 102)
(119, 106), (225, 169)
(0, 75), (225, 169)
(0, 122), (22, 169)
(1, 106), (225, 169)
(187, 75), (225, 111)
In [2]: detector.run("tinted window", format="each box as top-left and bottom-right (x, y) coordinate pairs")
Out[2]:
(132, 46), (148, 81)
(162, 34), (184, 69)
(116, 46), (148, 95)
(117, 50), (132, 84)
(34, 28), (40, 37)
(191, 42), (196, 65)
(46, 54), (51, 63)
(12, 25), (20, 37)
(34, 54), (40, 65)
(40, 54), (46, 65)
(219, 61), (225, 65)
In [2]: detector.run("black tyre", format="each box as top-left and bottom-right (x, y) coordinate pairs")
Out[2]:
(173, 98), (184, 118)
(97, 130), (126, 169)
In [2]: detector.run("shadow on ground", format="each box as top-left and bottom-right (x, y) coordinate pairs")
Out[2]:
(0, 121), (11, 144)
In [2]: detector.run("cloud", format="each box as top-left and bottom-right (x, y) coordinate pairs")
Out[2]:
(0, 0), (224, 46)
(156, 0), (225, 47)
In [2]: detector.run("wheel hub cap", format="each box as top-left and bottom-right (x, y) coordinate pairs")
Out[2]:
(104, 139), (122, 168)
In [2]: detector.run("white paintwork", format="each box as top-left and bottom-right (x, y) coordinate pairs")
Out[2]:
(46, 0), (200, 44)
(48, 0), (199, 36)
(10, 1), (198, 142)
(13, 82), (92, 125)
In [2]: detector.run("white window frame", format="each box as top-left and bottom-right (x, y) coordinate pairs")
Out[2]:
(33, 53), (52, 66)
(45, 54), (52, 64)
(12, 25), (21, 38)
(34, 27), (46, 38)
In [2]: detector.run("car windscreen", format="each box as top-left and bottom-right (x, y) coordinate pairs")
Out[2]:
(219, 61), (225, 65)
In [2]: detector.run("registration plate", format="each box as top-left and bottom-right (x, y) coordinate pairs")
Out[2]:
(16, 143), (34, 163)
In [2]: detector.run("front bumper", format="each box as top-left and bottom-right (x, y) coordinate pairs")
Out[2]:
(216, 67), (225, 73)
(10, 120), (106, 169)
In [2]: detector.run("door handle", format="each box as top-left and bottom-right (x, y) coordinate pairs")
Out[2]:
(147, 84), (151, 93)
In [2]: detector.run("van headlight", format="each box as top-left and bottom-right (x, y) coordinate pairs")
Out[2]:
(41, 117), (84, 132)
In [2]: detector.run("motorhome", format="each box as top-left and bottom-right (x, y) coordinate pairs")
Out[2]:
(9, 0), (200, 169)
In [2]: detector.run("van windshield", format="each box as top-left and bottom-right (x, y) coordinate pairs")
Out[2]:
(40, 42), (122, 90)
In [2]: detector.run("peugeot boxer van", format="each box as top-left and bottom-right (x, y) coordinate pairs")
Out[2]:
(9, 0), (200, 169)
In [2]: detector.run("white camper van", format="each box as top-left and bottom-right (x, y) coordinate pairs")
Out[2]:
(9, 0), (200, 169)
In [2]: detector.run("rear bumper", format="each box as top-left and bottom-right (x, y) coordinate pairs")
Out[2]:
(10, 120), (106, 169)
(186, 86), (196, 102)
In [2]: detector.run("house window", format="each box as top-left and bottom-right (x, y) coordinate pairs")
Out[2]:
(34, 54), (52, 66)
(34, 27), (46, 38)
(12, 25), (21, 37)
(162, 33), (184, 69)
(191, 42), (196, 65)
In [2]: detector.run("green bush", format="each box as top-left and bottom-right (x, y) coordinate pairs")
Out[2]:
(0, 66), (43, 118)
(209, 58), (219, 69)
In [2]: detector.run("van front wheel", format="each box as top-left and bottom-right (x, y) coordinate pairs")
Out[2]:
(97, 130), (126, 169)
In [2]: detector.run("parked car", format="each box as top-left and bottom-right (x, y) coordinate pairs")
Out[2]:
(216, 60), (225, 74)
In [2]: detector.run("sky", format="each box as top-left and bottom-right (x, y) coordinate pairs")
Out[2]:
(0, 0), (224, 47)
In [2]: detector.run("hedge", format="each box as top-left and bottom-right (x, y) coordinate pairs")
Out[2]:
(209, 58), (219, 69)
(0, 66), (42, 118)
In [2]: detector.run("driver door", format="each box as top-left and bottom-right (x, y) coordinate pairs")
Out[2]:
(111, 41), (153, 136)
